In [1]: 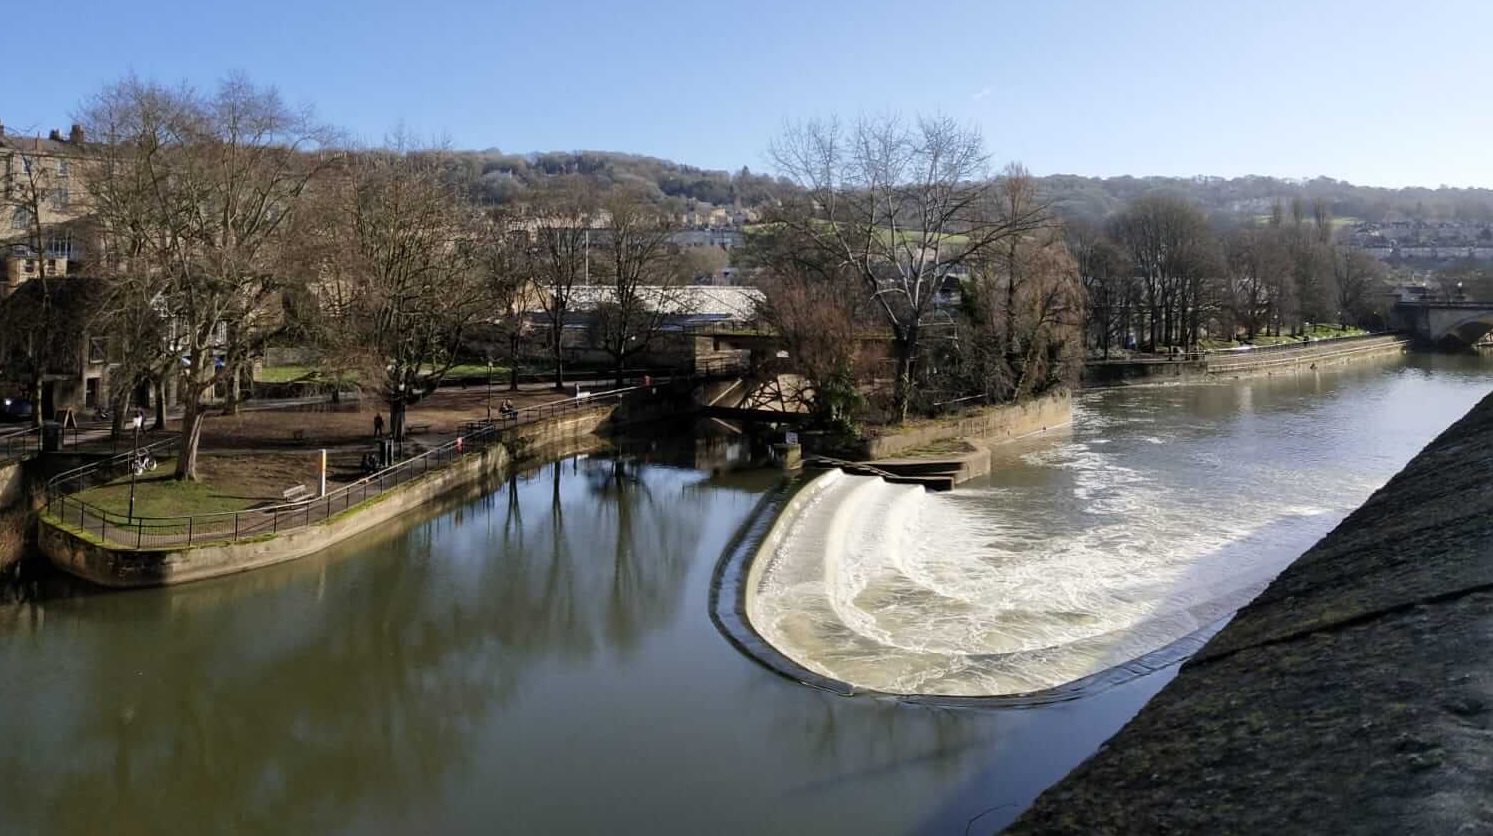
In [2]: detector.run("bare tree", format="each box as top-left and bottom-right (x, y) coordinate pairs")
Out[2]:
(591, 188), (686, 385)
(749, 227), (870, 434)
(1110, 193), (1218, 350)
(0, 132), (92, 426)
(1068, 220), (1133, 358)
(79, 74), (340, 479)
(332, 143), (490, 440)
(520, 178), (598, 390)
(1333, 247), (1387, 328)
(769, 115), (1048, 422)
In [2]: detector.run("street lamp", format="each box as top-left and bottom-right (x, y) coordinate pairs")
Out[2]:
(486, 359), (494, 422)
(126, 410), (143, 522)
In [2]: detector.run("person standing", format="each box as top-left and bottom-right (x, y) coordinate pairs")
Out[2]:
(373, 413), (385, 438)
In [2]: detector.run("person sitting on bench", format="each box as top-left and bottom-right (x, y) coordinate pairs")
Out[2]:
(500, 399), (518, 419)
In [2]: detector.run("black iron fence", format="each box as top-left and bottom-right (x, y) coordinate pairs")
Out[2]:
(0, 427), (38, 463)
(42, 385), (663, 550)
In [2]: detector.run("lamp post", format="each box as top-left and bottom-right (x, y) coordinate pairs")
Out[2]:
(486, 359), (494, 422)
(126, 410), (143, 522)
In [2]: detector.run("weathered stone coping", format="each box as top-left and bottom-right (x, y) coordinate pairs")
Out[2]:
(37, 407), (615, 588)
(1009, 389), (1493, 834)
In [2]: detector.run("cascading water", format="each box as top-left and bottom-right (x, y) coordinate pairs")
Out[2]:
(745, 369), (1484, 697)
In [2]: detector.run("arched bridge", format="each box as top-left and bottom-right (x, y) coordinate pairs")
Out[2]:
(1391, 301), (1493, 346)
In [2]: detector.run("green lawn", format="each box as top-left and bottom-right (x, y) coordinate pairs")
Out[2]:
(254, 364), (318, 383)
(1200, 324), (1368, 350)
(444, 363), (511, 379)
(77, 462), (257, 519)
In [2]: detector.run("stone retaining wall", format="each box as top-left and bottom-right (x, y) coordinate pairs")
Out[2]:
(1009, 389), (1493, 834)
(38, 406), (616, 588)
(857, 390), (1071, 460)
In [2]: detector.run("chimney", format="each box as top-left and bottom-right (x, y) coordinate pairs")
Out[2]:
(0, 120), (5, 137)
(69, 124), (83, 144)
(48, 129), (62, 142)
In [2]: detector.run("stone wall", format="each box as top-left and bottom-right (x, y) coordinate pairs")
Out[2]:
(1009, 388), (1493, 834)
(38, 404), (621, 588)
(857, 390), (1072, 460)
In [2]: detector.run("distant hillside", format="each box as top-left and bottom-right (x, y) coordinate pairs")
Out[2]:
(1039, 174), (1493, 227)
(450, 149), (1493, 229)
(452, 149), (789, 210)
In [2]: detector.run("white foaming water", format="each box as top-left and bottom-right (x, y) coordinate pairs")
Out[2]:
(744, 386), (1409, 696)
(750, 464), (1321, 696)
(747, 356), (1493, 698)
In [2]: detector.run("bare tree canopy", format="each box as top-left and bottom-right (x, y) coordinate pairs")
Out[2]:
(768, 115), (1058, 422)
(78, 74), (341, 479)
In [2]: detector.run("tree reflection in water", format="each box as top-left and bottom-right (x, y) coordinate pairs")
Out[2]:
(0, 457), (713, 835)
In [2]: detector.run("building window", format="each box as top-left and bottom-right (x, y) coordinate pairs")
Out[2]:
(88, 337), (108, 365)
(57, 160), (69, 178)
(51, 187), (69, 210)
(20, 156), (32, 176)
(9, 208), (28, 230)
(46, 237), (72, 259)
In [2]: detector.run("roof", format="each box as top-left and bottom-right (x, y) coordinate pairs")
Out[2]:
(0, 135), (79, 156)
(555, 285), (763, 320)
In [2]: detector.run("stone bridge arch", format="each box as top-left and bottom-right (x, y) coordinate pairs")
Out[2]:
(1435, 313), (1493, 347)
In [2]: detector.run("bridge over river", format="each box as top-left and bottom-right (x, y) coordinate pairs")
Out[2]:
(1391, 299), (1493, 346)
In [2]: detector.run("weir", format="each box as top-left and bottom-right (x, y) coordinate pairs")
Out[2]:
(730, 355), (1493, 704)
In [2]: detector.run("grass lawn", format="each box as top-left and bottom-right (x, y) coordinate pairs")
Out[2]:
(255, 364), (318, 383)
(444, 363), (511, 379)
(79, 460), (259, 519)
(1200, 325), (1368, 350)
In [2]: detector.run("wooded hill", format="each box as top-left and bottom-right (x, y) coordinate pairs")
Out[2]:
(451, 149), (1493, 227)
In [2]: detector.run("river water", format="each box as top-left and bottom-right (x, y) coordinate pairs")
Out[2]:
(1, 354), (1489, 835)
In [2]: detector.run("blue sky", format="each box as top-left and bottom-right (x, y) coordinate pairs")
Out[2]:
(9, 0), (1490, 188)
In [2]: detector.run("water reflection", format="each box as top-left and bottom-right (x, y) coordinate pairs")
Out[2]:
(0, 459), (717, 835)
(0, 356), (1487, 835)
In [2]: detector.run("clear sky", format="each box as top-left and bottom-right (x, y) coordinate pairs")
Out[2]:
(8, 0), (1490, 188)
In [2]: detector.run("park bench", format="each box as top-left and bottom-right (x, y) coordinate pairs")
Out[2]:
(282, 484), (312, 503)
(405, 423), (431, 435)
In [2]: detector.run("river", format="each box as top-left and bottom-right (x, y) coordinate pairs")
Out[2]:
(1, 353), (1489, 835)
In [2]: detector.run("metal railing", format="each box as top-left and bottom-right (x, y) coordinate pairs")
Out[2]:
(42, 384), (660, 550)
(0, 427), (39, 463)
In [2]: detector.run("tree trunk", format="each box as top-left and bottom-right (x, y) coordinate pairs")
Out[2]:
(222, 367), (241, 415)
(893, 326), (918, 424)
(390, 398), (407, 441)
(152, 376), (167, 430)
(27, 376), (42, 429)
(552, 340), (566, 391)
(175, 404), (206, 481)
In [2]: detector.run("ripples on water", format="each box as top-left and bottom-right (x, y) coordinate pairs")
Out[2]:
(750, 355), (1493, 697)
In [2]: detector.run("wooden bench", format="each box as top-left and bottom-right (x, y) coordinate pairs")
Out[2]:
(405, 423), (431, 435)
(282, 484), (312, 503)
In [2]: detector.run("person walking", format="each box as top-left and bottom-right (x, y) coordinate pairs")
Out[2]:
(373, 413), (385, 439)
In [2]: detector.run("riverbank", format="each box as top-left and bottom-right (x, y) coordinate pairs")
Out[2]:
(1010, 386), (1493, 833)
(35, 396), (647, 587)
(1082, 333), (1409, 388)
